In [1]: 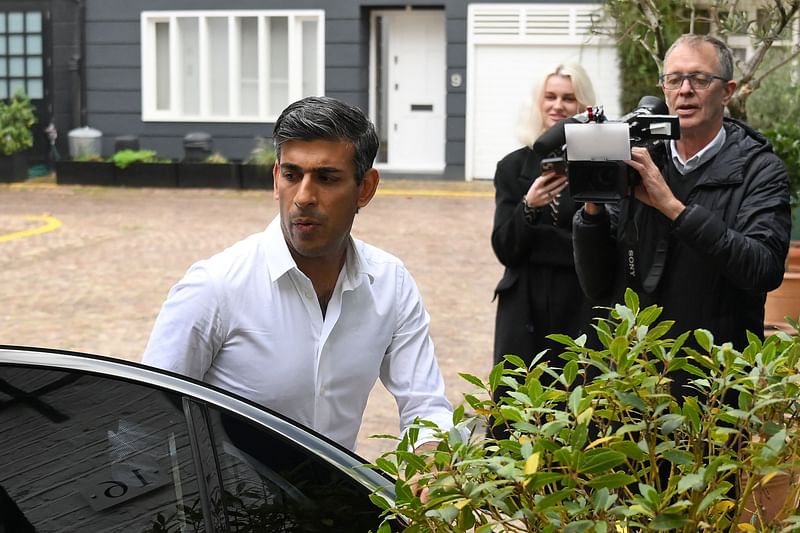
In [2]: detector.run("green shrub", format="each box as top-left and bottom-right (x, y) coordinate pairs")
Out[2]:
(763, 125), (800, 210)
(0, 91), (37, 156)
(370, 289), (800, 532)
(246, 137), (276, 166)
(111, 149), (164, 169)
(205, 152), (229, 164)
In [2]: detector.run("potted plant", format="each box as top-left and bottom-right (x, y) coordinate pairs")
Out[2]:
(177, 152), (240, 189)
(370, 290), (800, 532)
(0, 91), (37, 183)
(112, 149), (177, 188)
(764, 125), (800, 333)
(55, 154), (116, 186)
(240, 137), (276, 190)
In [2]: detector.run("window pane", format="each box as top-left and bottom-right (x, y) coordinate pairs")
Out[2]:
(8, 35), (23, 54)
(8, 57), (23, 76)
(0, 59), (6, 77)
(268, 17), (288, 116)
(26, 57), (42, 77)
(9, 78), (23, 94)
(0, 366), (203, 532)
(301, 19), (318, 97)
(26, 79), (42, 98)
(177, 17), (199, 115)
(0, 38), (5, 55)
(207, 409), (386, 531)
(25, 12), (42, 33)
(0, 83), (6, 98)
(0, 14), (6, 33)
(239, 17), (258, 116)
(8, 12), (23, 33)
(26, 35), (42, 55)
(207, 17), (229, 116)
(155, 22), (170, 111)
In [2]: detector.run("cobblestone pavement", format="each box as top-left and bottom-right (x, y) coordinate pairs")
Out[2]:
(0, 178), (502, 461)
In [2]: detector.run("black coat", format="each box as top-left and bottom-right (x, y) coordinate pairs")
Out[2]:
(573, 118), (792, 355)
(491, 146), (596, 369)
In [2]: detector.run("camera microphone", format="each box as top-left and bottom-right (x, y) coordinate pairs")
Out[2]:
(618, 96), (669, 122)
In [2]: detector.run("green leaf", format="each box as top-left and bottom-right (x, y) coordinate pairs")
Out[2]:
(563, 359), (578, 386)
(585, 472), (637, 489)
(499, 405), (525, 423)
(766, 427), (787, 454)
(489, 363), (504, 392)
(623, 287), (640, 314)
(533, 488), (572, 511)
(662, 450), (694, 466)
(613, 390), (647, 412)
(564, 520), (595, 533)
(580, 449), (627, 475)
(650, 513), (689, 530)
(458, 372), (486, 389)
(697, 485), (732, 513)
(677, 472), (704, 493)
(693, 329), (714, 352)
(611, 440), (646, 461)
(658, 413), (685, 435)
(503, 353), (527, 369)
(569, 385), (584, 415)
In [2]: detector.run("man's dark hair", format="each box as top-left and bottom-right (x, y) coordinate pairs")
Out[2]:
(272, 96), (379, 185)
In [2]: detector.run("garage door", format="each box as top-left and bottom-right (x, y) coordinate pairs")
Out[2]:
(466, 4), (621, 181)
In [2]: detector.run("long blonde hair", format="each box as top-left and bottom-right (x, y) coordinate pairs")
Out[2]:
(518, 63), (596, 147)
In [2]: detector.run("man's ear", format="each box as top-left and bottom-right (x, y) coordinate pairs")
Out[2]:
(721, 79), (737, 107)
(272, 161), (280, 200)
(357, 168), (380, 209)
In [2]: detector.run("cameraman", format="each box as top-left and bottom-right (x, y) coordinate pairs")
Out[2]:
(573, 34), (791, 352)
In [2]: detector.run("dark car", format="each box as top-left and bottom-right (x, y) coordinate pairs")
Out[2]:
(0, 346), (398, 532)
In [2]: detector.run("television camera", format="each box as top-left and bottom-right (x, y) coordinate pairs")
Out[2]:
(533, 96), (681, 203)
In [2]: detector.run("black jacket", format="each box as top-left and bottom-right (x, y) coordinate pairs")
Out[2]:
(572, 118), (792, 351)
(492, 146), (595, 368)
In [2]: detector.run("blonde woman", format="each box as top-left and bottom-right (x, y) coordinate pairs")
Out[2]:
(490, 64), (597, 432)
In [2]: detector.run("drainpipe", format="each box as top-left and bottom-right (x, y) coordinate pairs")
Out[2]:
(68, 0), (87, 128)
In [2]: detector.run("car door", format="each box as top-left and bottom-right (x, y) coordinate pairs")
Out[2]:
(0, 347), (397, 532)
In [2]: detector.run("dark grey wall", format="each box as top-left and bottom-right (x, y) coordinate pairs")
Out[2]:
(81, 0), (539, 178)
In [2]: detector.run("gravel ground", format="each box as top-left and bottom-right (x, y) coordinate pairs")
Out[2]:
(0, 178), (502, 461)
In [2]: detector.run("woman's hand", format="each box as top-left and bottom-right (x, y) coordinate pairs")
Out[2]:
(525, 171), (568, 207)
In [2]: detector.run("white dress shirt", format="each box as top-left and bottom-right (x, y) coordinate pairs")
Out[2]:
(142, 216), (453, 451)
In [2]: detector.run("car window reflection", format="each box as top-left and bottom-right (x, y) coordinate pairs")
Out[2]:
(0, 366), (202, 532)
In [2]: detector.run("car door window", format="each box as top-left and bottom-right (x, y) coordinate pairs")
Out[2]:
(205, 408), (388, 532)
(0, 366), (204, 533)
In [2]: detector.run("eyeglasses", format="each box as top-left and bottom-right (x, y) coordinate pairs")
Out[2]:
(659, 72), (729, 90)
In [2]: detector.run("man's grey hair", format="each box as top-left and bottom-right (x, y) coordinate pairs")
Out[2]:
(272, 96), (379, 185)
(665, 33), (734, 81)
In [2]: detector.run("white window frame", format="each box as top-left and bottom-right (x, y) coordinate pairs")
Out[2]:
(141, 10), (325, 123)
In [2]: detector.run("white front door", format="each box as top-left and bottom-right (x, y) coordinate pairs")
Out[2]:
(371, 10), (446, 171)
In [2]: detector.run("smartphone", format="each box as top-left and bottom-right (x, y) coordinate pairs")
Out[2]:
(540, 156), (566, 175)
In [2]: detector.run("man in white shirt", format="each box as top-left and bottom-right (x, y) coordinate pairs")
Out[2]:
(142, 96), (453, 453)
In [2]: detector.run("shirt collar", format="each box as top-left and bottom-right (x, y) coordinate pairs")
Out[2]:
(669, 126), (726, 175)
(263, 215), (375, 289)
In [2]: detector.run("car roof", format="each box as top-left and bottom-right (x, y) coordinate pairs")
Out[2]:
(0, 344), (396, 500)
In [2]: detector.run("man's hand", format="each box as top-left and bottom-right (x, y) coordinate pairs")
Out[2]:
(409, 441), (439, 503)
(625, 146), (685, 221)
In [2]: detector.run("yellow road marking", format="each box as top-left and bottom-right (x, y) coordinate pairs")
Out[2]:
(0, 215), (62, 243)
(377, 189), (493, 198)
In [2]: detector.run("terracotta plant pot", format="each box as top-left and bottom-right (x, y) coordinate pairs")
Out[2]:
(765, 241), (800, 333)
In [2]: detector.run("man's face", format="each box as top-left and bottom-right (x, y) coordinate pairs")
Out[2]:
(274, 139), (377, 263)
(662, 42), (735, 138)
